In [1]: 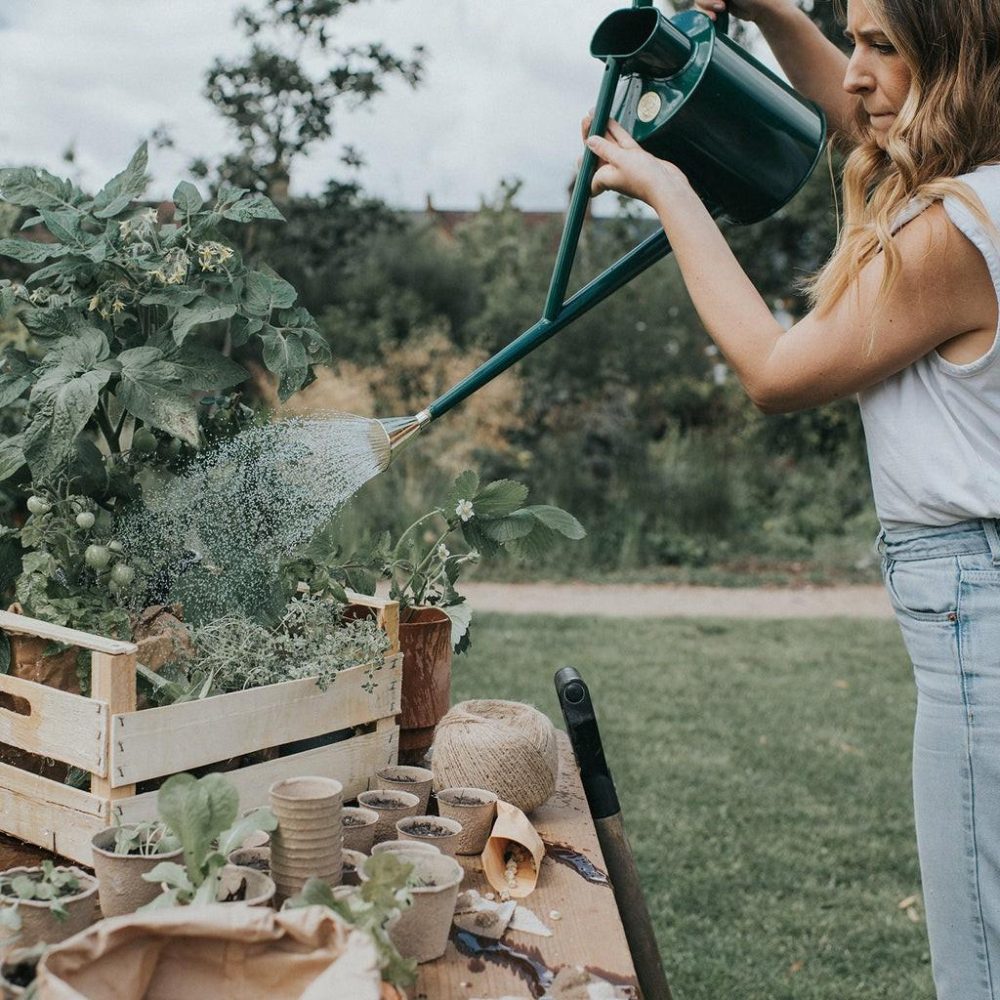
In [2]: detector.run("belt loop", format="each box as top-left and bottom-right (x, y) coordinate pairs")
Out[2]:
(984, 519), (1000, 567)
(874, 528), (887, 558)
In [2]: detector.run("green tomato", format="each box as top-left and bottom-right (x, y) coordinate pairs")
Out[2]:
(75, 511), (96, 530)
(110, 563), (134, 587)
(108, 540), (125, 554)
(26, 496), (51, 516)
(85, 545), (111, 571)
(131, 428), (157, 455)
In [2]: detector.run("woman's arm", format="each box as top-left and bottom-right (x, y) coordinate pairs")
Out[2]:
(694, 0), (857, 136)
(586, 122), (998, 413)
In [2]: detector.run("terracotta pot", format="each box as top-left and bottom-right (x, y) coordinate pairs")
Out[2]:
(434, 787), (498, 855)
(397, 607), (452, 761)
(395, 816), (462, 858)
(341, 808), (379, 855)
(373, 766), (434, 813)
(90, 827), (184, 917)
(0, 867), (98, 952)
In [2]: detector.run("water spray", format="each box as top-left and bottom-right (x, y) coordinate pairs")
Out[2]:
(367, 0), (825, 471)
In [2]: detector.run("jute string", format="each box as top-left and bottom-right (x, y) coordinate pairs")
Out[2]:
(432, 700), (559, 813)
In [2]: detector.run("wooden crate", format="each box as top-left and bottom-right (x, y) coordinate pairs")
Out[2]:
(0, 595), (401, 865)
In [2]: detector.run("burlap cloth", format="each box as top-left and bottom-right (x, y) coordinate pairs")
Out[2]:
(37, 905), (381, 1000)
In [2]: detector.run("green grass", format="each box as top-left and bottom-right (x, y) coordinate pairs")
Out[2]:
(454, 614), (934, 1000)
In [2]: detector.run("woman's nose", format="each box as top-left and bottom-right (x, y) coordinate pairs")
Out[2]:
(842, 50), (875, 96)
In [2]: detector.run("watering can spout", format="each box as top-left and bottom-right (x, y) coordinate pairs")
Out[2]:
(377, 409), (432, 466)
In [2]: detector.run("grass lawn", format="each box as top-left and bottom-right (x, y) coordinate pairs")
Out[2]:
(453, 614), (934, 1000)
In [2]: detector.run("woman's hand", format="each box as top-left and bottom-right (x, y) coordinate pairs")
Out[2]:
(692, 0), (788, 24)
(582, 117), (692, 210)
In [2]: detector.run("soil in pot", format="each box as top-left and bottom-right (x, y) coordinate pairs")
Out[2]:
(396, 815), (462, 858)
(374, 766), (433, 813)
(226, 847), (270, 873)
(435, 787), (498, 855)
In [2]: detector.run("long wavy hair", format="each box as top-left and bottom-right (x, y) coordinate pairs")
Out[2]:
(806, 0), (1000, 316)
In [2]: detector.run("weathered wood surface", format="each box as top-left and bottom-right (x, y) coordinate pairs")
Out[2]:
(109, 653), (402, 787)
(0, 609), (136, 655)
(417, 733), (641, 998)
(0, 672), (107, 773)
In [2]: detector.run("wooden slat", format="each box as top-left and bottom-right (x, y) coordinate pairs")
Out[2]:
(110, 654), (402, 788)
(90, 650), (137, 800)
(0, 761), (110, 865)
(0, 673), (107, 773)
(113, 723), (400, 826)
(0, 609), (137, 656)
(345, 592), (400, 655)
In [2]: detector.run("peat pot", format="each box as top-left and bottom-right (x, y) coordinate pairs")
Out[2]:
(0, 867), (98, 952)
(91, 827), (184, 918)
(398, 607), (452, 762)
(395, 815), (463, 858)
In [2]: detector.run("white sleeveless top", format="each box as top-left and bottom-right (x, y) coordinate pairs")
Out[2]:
(857, 163), (1000, 529)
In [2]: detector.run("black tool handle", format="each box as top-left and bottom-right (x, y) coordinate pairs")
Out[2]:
(555, 666), (621, 821)
(717, 7), (730, 35)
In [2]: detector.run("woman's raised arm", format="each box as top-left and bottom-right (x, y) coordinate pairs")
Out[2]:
(694, 0), (857, 137)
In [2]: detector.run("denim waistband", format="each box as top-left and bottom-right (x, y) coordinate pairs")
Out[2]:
(876, 518), (1000, 564)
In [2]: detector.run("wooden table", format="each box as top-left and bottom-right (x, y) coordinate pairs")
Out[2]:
(417, 734), (640, 998)
(0, 735), (642, 998)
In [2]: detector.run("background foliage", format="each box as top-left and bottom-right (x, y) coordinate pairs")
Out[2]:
(1, 0), (879, 605)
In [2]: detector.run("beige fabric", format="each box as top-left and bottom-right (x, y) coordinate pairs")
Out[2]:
(38, 905), (381, 1000)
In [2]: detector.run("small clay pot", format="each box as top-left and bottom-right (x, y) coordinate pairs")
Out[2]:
(435, 787), (498, 855)
(341, 849), (367, 887)
(341, 807), (379, 854)
(371, 839), (441, 857)
(358, 790), (420, 843)
(395, 815), (463, 858)
(225, 847), (271, 873)
(90, 827), (184, 917)
(217, 865), (275, 907)
(363, 851), (463, 964)
(373, 766), (434, 813)
(0, 867), (98, 951)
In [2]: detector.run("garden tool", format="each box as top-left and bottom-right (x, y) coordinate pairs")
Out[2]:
(367, 0), (825, 468)
(555, 666), (672, 1000)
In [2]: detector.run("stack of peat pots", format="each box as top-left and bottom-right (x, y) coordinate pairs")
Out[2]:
(269, 777), (343, 903)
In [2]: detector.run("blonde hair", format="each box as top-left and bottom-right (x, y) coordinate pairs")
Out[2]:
(806, 0), (1000, 316)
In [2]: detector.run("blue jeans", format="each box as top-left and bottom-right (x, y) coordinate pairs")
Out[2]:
(881, 519), (1000, 999)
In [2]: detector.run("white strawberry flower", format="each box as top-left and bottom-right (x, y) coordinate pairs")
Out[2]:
(455, 499), (474, 522)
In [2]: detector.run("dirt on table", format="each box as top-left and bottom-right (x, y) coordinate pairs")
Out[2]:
(458, 582), (894, 620)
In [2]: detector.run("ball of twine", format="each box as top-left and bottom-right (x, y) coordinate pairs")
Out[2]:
(431, 699), (559, 813)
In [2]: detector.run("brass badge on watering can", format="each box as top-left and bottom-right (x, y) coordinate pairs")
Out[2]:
(636, 91), (662, 123)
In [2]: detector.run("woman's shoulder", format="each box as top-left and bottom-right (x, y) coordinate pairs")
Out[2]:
(952, 162), (1000, 212)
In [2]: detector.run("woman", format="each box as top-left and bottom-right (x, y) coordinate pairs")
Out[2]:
(583, 0), (1000, 996)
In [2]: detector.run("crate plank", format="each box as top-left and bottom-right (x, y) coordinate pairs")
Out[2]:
(113, 723), (400, 825)
(0, 673), (107, 773)
(90, 650), (137, 800)
(110, 654), (402, 788)
(0, 609), (137, 656)
(0, 761), (109, 864)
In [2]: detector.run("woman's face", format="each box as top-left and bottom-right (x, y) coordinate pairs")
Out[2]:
(842, 0), (913, 147)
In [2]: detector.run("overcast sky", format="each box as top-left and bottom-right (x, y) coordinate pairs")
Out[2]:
(0, 0), (779, 212)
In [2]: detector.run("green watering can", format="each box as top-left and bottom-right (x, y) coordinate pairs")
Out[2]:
(375, 0), (825, 460)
